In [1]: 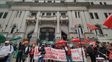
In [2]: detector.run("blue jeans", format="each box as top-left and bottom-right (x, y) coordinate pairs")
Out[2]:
(38, 55), (44, 62)
(6, 54), (12, 62)
(66, 55), (72, 62)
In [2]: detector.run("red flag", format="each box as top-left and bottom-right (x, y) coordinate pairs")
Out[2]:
(86, 23), (98, 30)
(103, 14), (112, 28)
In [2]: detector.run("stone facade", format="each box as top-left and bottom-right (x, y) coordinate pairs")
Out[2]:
(0, 0), (112, 42)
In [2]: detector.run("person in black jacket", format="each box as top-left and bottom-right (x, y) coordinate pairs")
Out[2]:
(87, 44), (96, 62)
(98, 43), (108, 59)
(16, 40), (29, 62)
(16, 42), (25, 62)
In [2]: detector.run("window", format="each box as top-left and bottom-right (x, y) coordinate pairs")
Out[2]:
(78, 25), (83, 34)
(75, 11), (80, 18)
(35, 0), (38, 3)
(75, 12), (77, 18)
(3, 12), (8, 19)
(78, 12), (80, 18)
(46, 12), (51, 16)
(109, 13), (111, 15)
(0, 12), (3, 18)
(31, 12), (37, 16)
(47, 1), (52, 3)
(16, 11), (19, 17)
(61, 0), (65, 3)
(104, 13), (108, 18)
(23, 0), (25, 2)
(95, 25), (103, 35)
(16, 11), (22, 17)
(94, 13), (99, 19)
(18, 11), (22, 17)
(90, 2), (94, 5)
(61, 12), (66, 16)
(99, 2), (103, 5)
(53, 13), (56, 16)
(42, 13), (45, 16)
(74, 0), (76, 2)
(104, 2), (107, 5)
(89, 13), (94, 19)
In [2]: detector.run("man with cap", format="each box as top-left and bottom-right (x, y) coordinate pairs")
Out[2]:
(0, 41), (14, 62)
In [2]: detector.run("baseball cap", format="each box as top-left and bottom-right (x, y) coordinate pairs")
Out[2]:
(5, 41), (10, 43)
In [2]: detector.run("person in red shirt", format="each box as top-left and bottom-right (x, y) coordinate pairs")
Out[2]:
(63, 43), (72, 62)
(29, 44), (35, 62)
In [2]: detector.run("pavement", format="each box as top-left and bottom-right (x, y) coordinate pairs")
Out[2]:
(12, 56), (91, 62)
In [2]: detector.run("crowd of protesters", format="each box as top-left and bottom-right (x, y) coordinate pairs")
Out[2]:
(0, 38), (112, 62)
(86, 42), (112, 62)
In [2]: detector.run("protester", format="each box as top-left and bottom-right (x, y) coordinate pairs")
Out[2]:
(13, 44), (17, 58)
(87, 44), (96, 62)
(16, 42), (25, 62)
(38, 44), (46, 62)
(22, 40), (30, 62)
(107, 43), (112, 62)
(63, 43), (72, 62)
(98, 43), (108, 59)
(29, 44), (35, 62)
(16, 39), (30, 62)
(0, 41), (14, 62)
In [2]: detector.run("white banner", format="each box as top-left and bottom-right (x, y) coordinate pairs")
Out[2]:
(34, 47), (87, 61)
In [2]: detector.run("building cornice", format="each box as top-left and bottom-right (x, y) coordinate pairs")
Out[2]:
(6, 2), (112, 11)
(7, 2), (89, 7)
(87, 5), (112, 9)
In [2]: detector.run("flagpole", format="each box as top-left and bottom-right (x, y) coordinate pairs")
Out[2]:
(77, 25), (85, 62)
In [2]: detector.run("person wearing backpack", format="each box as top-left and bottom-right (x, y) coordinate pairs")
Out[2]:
(0, 41), (14, 62)
(63, 43), (72, 62)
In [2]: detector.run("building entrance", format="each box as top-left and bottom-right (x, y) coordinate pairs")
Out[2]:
(39, 27), (55, 41)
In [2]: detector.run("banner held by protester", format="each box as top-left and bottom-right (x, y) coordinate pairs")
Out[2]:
(34, 47), (87, 61)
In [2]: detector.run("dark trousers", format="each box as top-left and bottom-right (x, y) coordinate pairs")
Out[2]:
(30, 55), (34, 62)
(16, 52), (25, 62)
(0, 55), (9, 62)
(109, 60), (112, 62)
(16, 55), (22, 62)
(66, 55), (72, 62)
(89, 54), (96, 62)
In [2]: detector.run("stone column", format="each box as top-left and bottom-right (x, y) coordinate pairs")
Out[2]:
(55, 11), (61, 40)
(20, 11), (29, 33)
(72, 11), (78, 25)
(67, 11), (73, 33)
(31, 11), (40, 41)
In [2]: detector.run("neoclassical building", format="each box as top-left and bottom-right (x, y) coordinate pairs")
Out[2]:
(0, 0), (112, 42)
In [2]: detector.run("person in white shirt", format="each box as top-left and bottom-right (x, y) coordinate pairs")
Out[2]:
(0, 41), (14, 62)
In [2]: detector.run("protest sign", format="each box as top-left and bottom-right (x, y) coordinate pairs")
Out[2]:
(72, 48), (86, 61)
(34, 46), (39, 60)
(34, 47), (87, 61)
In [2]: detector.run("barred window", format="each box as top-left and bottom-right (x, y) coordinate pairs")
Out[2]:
(0, 12), (3, 18)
